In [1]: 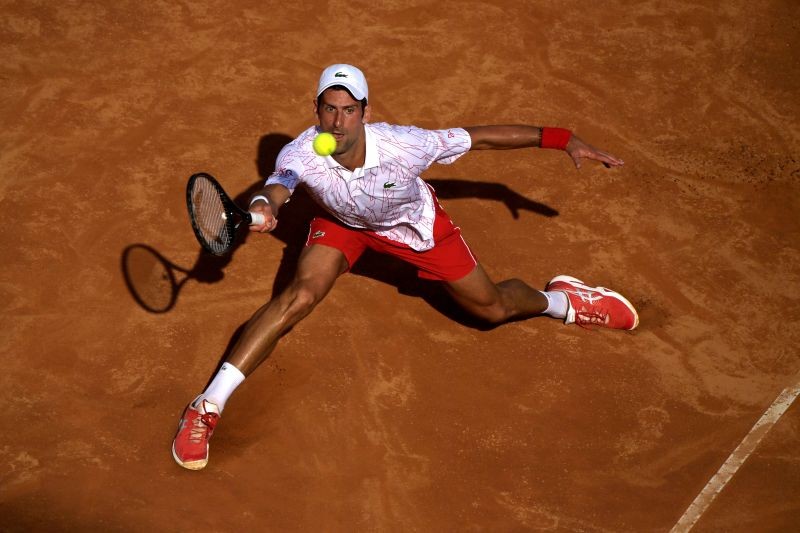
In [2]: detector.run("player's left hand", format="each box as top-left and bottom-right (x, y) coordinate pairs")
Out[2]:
(566, 135), (624, 169)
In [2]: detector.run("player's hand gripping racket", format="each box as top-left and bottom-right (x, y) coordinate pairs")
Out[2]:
(186, 172), (266, 255)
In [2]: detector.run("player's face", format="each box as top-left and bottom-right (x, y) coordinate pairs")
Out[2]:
(315, 88), (371, 157)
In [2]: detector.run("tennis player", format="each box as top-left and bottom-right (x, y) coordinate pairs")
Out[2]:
(173, 64), (638, 470)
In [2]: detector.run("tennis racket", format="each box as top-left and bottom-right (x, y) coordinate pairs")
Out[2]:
(186, 172), (266, 255)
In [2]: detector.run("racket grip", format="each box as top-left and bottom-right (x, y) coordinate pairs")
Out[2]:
(249, 212), (266, 226)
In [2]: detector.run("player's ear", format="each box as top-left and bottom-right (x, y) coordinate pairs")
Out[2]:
(313, 99), (320, 117)
(362, 104), (371, 124)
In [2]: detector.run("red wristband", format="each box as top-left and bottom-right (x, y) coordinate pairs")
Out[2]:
(540, 127), (572, 150)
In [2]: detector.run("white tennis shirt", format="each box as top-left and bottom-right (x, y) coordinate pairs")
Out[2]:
(265, 122), (472, 251)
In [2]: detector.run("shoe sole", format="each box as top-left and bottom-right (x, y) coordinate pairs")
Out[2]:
(547, 275), (640, 330)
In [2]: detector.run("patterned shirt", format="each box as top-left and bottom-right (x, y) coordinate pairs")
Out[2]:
(265, 122), (472, 251)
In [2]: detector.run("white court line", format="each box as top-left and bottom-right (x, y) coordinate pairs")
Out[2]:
(671, 377), (800, 532)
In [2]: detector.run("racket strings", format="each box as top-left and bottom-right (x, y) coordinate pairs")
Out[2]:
(192, 178), (231, 254)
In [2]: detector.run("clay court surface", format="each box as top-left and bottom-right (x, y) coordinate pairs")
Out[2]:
(2, 1), (799, 531)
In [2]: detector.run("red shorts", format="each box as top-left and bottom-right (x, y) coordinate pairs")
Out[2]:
(305, 201), (477, 282)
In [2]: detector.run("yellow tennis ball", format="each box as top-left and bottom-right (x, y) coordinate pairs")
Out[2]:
(312, 132), (337, 156)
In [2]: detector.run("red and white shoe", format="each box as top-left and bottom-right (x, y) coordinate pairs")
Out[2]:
(546, 275), (639, 330)
(172, 397), (220, 470)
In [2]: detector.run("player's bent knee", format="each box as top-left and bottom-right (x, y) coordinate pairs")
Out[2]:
(285, 283), (324, 319)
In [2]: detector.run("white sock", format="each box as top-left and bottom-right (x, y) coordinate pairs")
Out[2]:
(195, 362), (246, 413)
(541, 290), (568, 319)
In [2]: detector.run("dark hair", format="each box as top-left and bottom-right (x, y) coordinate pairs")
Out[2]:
(316, 85), (367, 111)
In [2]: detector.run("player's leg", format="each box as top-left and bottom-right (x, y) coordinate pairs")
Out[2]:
(442, 263), (553, 324)
(225, 243), (349, 375)
(417, 198), (636, 329)
(172, 243), (348, 470)
(444, 266), (639, 330)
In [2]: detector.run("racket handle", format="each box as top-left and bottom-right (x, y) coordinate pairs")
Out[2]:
(249, 212), (266, 226)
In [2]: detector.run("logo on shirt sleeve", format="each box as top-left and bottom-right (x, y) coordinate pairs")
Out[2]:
(276, 167), (291, 178)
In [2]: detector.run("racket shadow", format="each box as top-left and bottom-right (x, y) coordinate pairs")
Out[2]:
(121, 244), (235, 314)
(121, 244), (190, 313)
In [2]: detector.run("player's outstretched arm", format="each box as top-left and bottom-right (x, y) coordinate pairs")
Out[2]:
(464, 125), (623, 169)
(248, 183), (291, 233)
(465, 125), (541, 150)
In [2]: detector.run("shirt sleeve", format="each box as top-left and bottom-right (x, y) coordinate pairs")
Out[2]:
(264, 143), (303, 193)
(430, 127), (472, 165)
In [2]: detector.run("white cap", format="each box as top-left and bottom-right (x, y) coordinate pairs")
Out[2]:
(316, 64), (369, 102)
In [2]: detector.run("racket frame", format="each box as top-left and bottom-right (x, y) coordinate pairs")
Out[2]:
(186, 172), (255, 256)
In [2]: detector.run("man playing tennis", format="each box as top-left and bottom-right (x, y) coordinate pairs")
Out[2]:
(173, 64), (638, 470)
